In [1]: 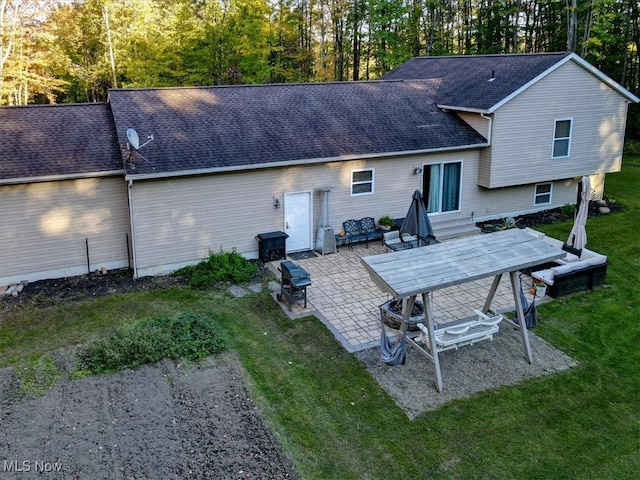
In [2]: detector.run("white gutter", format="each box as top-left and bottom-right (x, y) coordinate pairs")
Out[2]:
(124, 143), (489, 181)
(0, 170), (124, 186)
(437, 105), (489, 114)
(127, 180), (139, 279)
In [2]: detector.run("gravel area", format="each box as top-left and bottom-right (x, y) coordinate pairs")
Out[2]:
(356, 324), (578, 419)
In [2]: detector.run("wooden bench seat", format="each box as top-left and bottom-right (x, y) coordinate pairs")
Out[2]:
(416, 310), (503, 353)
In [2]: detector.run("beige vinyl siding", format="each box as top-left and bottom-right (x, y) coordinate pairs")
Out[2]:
(455, 112), (494, 187)
(456, 112), (491, 139)
(0, 177), (130, 285)
(483, 60), (629, 189)
(130, 150), (481, 276)
(130, 147), (585, 277)
(477, 144), (493, 187)
(470, 178), (578, 223)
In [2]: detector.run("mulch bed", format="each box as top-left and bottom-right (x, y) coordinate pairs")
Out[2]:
(475, 197), (622, 231)
(1, 263), (270, 310)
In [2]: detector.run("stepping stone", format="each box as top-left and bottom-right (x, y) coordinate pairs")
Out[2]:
(227, 285), (249, 297)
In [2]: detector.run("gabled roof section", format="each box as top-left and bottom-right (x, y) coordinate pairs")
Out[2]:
(0, 103), (123, 184)
(383, 52), (572, 112)
(108, 80), (487, 179)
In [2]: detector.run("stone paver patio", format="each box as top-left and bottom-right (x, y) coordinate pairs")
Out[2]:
(266, 238), (545, 352)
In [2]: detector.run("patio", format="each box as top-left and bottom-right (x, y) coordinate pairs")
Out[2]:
(266, 236), (535, 353)
(265, 235), (578, 413)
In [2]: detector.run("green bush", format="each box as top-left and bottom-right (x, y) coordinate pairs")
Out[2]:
(174, 249), (258, 288)
(78, 312), (225, 374)
(560, 203), (576, 217)
(623, 139), (640, 156)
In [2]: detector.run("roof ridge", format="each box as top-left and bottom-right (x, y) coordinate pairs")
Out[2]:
(0, 102), (108, 110)
(411, 52), (570, 60)
(107, 79), (413, 94)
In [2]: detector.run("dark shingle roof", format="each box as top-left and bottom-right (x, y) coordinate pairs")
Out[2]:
(108, 80), (487, 177)
(0, 103), (122, 183)
(382, 52), (572, 111)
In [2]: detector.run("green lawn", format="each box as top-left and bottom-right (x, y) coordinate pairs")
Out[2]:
(1, 156), (639, 479)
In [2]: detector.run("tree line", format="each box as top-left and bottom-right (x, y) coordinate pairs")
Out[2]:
(1, 0), (638, 136)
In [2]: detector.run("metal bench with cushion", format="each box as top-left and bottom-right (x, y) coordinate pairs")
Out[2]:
(359, 217), (384, 244)
(337, 218), (384, 250)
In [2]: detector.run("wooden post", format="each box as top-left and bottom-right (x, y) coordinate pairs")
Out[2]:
(423, 291), (443, 392)
(510, 271), (533, 363)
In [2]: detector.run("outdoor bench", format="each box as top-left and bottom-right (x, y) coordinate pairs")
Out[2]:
(335, 217), (385, 250)
(416, 310), (503, 352)
(525, 228), (608, 297)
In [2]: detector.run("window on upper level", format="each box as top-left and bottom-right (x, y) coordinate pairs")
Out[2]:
(534, 182), (552, 205)
(351, 169), (374, 196)
(552, 119), (572, 158)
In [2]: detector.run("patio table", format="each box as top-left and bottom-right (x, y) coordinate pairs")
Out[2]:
(361, 228), (565, 392)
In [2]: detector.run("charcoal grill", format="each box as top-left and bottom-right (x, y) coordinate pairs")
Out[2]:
(277, 260), (311, 311)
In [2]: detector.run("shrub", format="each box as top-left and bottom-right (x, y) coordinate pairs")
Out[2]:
(623, 139), (640, 156)
(500, 216), (519, 229)
(560, 203), (576, 217)
(378, 215), (394, 227)
(174, 249), (258, 288)
(78, 312), (225, 374)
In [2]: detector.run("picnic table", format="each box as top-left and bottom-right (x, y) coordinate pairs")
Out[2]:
(361, 228), (565, 392)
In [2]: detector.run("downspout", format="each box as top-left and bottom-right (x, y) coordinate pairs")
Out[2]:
(481, 113), (493, 145)
(127, 179), (139, 279)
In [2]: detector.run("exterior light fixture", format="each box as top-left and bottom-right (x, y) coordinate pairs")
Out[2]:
(414, 167), (423, 175)
(273, 197), (280, 208)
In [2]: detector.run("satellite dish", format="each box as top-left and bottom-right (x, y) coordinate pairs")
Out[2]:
(126, 128), (140, 150)
(125, 127), (155, 169)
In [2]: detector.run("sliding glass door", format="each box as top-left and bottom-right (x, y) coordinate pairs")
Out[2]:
(423, 161), (462, 213)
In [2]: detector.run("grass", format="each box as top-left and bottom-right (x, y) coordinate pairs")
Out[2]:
(1, 155), (639, 478)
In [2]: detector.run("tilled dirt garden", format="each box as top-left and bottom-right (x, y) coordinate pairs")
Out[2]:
(0, 351), (298, 479)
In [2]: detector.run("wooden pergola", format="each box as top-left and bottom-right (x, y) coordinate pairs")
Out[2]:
(361, 228), (565, 392)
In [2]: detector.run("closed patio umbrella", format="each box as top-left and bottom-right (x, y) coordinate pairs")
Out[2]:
(567, 176), (590, 250)
(400, 190), (435, 247)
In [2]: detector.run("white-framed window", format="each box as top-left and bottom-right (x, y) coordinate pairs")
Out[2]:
(534, 182), (553, 205)
(422, 161), (462, 213)
(552, 118), (572, 158)
(351, 168), (374, 196)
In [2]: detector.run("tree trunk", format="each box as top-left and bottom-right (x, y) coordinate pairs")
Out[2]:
(566, 0), (578, 52)
(103, 5), (117, 88)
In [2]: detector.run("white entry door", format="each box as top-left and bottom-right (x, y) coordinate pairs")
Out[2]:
(284, 191), (313, 252)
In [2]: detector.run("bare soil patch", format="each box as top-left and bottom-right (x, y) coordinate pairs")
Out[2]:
(0, 351), (298, 479)
(0, 264), (295, 479)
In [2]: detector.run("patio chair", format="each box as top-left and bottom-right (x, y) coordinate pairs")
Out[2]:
(342, 219), (367, 249)
(359, 217), (384, 245)
(383, 230), (418, 251)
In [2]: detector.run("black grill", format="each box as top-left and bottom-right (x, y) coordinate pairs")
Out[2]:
(277, 260), (311, 311)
